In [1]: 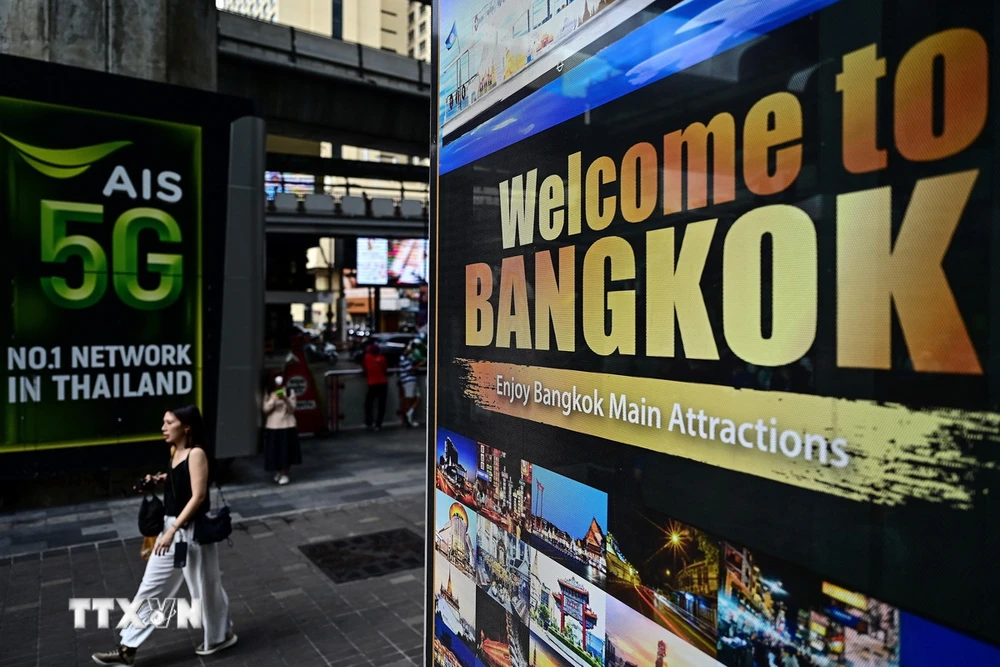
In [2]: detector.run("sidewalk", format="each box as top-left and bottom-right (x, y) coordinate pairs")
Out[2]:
(0, 428), (427, 559)
(0, 428), (429, 667)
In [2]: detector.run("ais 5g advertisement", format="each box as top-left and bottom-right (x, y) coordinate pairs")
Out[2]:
(0, 98), (202, 452)
(0, 54), (262, 472)
(429, 1), (1000, 665)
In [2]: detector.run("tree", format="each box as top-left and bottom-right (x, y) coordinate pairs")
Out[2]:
(538, 604), (551, 627)
(697, 532), (720, 573)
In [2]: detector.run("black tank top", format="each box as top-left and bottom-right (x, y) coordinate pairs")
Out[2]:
(164, 449), (211, 517)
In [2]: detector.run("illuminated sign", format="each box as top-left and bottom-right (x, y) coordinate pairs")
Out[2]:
(0, 96), (202, 451)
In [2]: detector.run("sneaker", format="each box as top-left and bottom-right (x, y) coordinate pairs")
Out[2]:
(273, 472), (281, 482)
(195, 631), (238, 656)
(278, 475), (290, 485)
(92, 645), (136, 665)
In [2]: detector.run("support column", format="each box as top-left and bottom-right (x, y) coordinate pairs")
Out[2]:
(0, 0), (217, 91)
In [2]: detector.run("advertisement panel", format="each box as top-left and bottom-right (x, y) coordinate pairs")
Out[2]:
(430, 0), (1000, 665)
(0, 54), (260, 472)
(356, 238), (429, 287)
(0, 98), (201, 452)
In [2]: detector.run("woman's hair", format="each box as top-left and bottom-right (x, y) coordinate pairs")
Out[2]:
(171, 404), (207, 447)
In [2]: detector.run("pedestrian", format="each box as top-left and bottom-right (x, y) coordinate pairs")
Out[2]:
(398, 342), (424, 427)
(362, 342), (388, 431)
(92, 406), (236, 665)
(263, 374), (301, 485)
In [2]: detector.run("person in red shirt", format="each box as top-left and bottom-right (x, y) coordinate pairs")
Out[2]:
(362, 342), (389, 431)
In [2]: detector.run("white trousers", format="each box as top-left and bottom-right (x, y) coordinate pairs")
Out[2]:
(120, 516), (232, 650)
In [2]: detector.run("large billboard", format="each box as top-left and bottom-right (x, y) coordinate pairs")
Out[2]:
(0, 97), (203, 452)
(429, 0), (1000, 665)
(0, 54), (262, 472)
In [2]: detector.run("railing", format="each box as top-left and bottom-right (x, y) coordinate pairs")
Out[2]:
(268, 193), (428, 219)
(324, 368), (428, 433)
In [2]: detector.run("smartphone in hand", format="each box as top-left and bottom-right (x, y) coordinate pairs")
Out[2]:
(174, 541), (187, 568)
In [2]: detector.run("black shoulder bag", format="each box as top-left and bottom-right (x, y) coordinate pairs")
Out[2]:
(193, 484), (233, 546)
(169, 468), (233, 545)
(138, 492), (165, 537)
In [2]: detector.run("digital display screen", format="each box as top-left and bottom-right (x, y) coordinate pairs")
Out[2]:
(429, 0), (1000, 665)
(356, 237), (428, 286)
(264, 171), (314, 198)
(388, 238), (429, 286)
(356, 237), (389, 286)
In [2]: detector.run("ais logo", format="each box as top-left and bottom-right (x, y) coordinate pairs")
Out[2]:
(0, 132), (187, 311)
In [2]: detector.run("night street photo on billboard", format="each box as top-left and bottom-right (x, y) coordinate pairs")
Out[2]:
(716, 543), (901, 666)
(607, 509), (719, 657)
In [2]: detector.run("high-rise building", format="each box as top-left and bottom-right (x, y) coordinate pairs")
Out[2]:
(217, 0), (278, 23)
(408, 1), (432, 62)
(219, 0), (430, 59)
(217, 0), (330, 34)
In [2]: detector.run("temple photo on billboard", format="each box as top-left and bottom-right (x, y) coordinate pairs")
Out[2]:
(437, 428), (480, 508)
(606, 595), (723, 667)
(606, 509), (719, 657)
(522, 462), (608, 585)
(435, 489), (479, 579)
(435, 551), (482, 667)
(477, 517), (532, 625)
(716, 543), (900, 667)
(478, 589), (530, 667)
(529, 550), (606, 667)
(475, 443), (531, 538)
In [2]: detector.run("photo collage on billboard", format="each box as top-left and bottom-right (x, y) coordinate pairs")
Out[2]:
(433, 427), (1000, 666)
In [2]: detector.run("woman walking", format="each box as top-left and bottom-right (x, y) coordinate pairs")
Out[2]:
(264, 374), (301, 485)
(92, 405), (237, 665)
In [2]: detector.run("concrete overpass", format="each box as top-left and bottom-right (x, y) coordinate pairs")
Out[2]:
(1, 1), (431, 159)
(217, 11), (431, 158)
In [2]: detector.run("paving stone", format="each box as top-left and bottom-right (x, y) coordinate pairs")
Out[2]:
(0, 428), (429, 664)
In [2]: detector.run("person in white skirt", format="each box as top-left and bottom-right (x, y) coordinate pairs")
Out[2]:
(92, 405), (237, 665)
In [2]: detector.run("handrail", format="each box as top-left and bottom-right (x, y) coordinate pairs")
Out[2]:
(324, 367), (426, 377)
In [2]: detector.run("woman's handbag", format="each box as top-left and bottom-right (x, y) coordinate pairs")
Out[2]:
(168, 457), (233, 545)
(138, 492), (165, 537)
(193, 485), (233, 545)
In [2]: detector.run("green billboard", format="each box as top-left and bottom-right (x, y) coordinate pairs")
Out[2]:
(0, 97), (203, 451)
